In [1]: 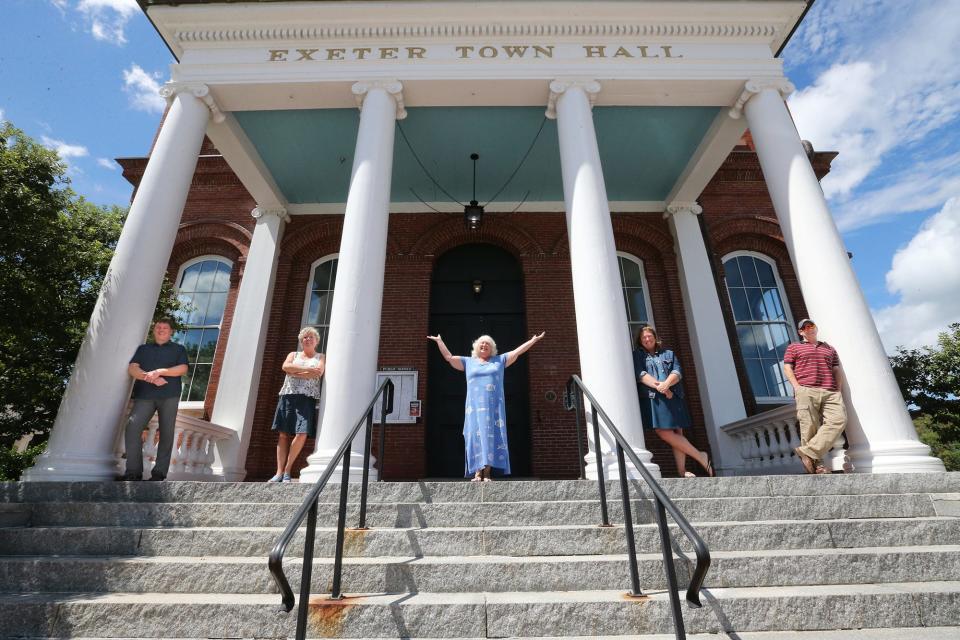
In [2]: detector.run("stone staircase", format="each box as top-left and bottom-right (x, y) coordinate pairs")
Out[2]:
(1, 473), (959, 638)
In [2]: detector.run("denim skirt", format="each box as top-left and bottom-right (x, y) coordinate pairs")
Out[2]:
(271, 393), (318, 438)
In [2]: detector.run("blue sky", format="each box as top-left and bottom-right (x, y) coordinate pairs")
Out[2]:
(2, 0), (958, 352)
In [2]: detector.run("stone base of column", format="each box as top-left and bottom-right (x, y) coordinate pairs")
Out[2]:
(849, 440), (946, 474)
(585, 449), (661, 481)
(21, 450), (119, 482)
(299, 450), (380, 484)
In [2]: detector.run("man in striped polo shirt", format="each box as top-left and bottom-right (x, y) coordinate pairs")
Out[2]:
(783, 318), (847, 474)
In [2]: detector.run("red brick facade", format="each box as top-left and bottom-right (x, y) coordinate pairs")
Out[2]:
(119, 138), (835, 481)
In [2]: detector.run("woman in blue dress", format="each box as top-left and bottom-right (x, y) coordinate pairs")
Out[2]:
(428, 331), (545, 482)
(634, 325), (713, 478)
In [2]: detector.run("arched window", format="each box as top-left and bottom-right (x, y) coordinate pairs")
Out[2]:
(722, 252), (795, 402)
(617, 252), (655, 347)
(173, 257), (232, 403)
(302, 255), (338, 352)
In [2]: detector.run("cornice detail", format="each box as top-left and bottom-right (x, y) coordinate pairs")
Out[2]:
(251, 206), (291, 223)
(159, 82), (226, 123)
(175, 21), (783, 44)
(664, 202), (703, 219)
(546, 79), (601, 119)
(728, 78), (795, 119)
(352, 80), (407, 120)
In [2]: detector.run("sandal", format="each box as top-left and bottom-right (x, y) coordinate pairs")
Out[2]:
(483, 477), (492, 483)
(470, 476), (482, 483)
(794, 448), (815, 474)
(683, 471), (697, 479)
(699, 451), (715, 477)
(814, 464), (830, 475)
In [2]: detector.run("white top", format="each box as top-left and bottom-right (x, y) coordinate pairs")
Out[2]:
(278, 351), (324, 399)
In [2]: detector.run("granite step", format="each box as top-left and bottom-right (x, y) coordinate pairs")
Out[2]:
(2, 516), (958, 557)
(3, 582), (959, 637)
(10, 632), (960, 640)
(3, 474), (960, 504)
(4, 545), (958, 594)
(22, 493), (942, 528)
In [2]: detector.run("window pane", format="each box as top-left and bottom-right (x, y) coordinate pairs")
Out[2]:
(181, 329), (204, 363)
(318, 327), (329, 353)
(762, 287), (785, 321)
(762, 359), (788, 398)
(196, 260), (218, 292)
(179, 263), (202, 292)
(744, 359), (770, 397)
(188, 365), (211, 402)
(620, 257), (643, 287)
(213, 263), (231, 292)
(756, 259), (776, 287)
(737, 325), (760, 359)
(197, 329), (219, 364)
(313, 261), (333, 290)
(746, 287), (767, 321)
(724, 259), (743, 287)
(740, 257), (761, 287)
(729, 288), (751, 321)
(205, 292), (228, 325)
(626, 289), (648, 324)
(329, 259), (338, 286)
(187, 293), (210, 326)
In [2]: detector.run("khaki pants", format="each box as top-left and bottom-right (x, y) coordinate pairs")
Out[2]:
(794, 385), (847, 462)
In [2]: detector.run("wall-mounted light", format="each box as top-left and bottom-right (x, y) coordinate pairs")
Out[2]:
(472, 279), (483, 296)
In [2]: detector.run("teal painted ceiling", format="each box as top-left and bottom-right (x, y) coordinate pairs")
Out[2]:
(233, 106), (719, 205)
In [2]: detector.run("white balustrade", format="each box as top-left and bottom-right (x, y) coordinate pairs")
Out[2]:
(721, 404), (852, 475)
(114, 412), (235, 481)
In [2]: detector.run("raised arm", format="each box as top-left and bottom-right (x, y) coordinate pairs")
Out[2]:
(505, 331), (546, 367)
(427, 335), (464, 371)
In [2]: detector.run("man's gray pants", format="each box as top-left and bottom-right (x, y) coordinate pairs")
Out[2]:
(124, 397), (179, 479)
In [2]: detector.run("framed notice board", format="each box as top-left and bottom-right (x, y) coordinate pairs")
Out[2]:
(373, 368), (419, 424)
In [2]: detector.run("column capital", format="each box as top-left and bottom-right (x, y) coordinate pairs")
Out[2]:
(159, 82), (225, 123)
(664, 201), (703, 219)
(251, 206), (290, 224)
(728, 78), (795, 119)
(546, 79), (601, 119)
(352, 80), (407, 120)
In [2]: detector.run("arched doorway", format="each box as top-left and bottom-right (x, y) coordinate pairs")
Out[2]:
(426, 243), (531, 477)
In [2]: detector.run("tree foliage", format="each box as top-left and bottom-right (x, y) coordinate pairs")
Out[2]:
(0, 122), (179, 467)
(890, 323), (960, 471)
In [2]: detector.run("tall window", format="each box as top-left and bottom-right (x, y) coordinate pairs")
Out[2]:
(174, 257), (232, 403)
(723, 252), (794, 401)
(617, 252), (654, 346)
(302, 256), (338, 352)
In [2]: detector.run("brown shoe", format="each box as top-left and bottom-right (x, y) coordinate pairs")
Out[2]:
(794, 448), (815, 474)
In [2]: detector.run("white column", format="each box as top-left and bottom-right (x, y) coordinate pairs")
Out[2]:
(738, 79), (944, 473)
(547, 79), (659, 479)
(208, 206), (289, 481)
(299, 81), (405, 483)
(24, 83), (220, 481)
(665, 202), (747, 475)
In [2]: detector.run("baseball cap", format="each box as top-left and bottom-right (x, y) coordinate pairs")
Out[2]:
(797, 318), (815, 330)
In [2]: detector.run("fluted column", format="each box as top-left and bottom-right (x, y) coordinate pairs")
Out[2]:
(24, 83), (220, 481)
(208, 206), (289, 481)
(547, 79), (659, 479)
(737, 78), (944, 473)
(665, 202), (747, 475)
(300, 81), (405, 483)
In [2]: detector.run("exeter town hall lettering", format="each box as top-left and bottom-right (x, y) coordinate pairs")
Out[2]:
(267, 44), (683, 62)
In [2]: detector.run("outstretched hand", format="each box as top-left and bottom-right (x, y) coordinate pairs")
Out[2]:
(426, 335), (442, 343)
(531, 331), (546, 342)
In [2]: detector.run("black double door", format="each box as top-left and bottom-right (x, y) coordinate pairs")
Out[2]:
(426, 244), (531, 478)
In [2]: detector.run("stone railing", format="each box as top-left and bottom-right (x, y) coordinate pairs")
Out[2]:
(114, 413), (235, 481)
(721, 404), (852, 474)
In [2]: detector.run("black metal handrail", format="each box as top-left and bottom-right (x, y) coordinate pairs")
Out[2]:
(268, 378), (394, 640)
(565, 375), (710, 640)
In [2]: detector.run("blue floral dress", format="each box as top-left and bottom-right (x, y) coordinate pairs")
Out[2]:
(461, 354), (511, 476)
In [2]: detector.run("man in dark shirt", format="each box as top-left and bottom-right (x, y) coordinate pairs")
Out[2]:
(783, 318), (847, 474)
(120, 318), (189, 481)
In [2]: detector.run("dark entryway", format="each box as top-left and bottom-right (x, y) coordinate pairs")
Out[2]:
(426, 243), (531, 477)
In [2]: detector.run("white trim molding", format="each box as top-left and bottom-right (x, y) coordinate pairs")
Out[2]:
(251, 205), (290, 223)
(160, 82), (226, 124)
(546, 79), (601, 119)
(352, 80), (407, 120)
(728, 77), (795, 119)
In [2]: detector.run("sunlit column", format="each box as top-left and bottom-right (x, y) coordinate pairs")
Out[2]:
(665, 202), (747, 475)
(300, 81), (405, 483)
(737, 78), (944, 473)
(24, 83), (221, 481)
(547, 79), (659, 479)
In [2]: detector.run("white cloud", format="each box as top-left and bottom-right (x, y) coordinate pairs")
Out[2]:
(874, 198), (960, 352)
(97, 157), (116, 170)
(76, 0), (139, 45)
(0, 107), (5, 123)
(122, 64), (166, 113)
(40, 135), (89, 159)
(787, 1), (960, 205)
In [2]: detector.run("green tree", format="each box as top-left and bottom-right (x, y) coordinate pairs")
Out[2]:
(0, 122), (180, 478)
(890, 323), (960, 471)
